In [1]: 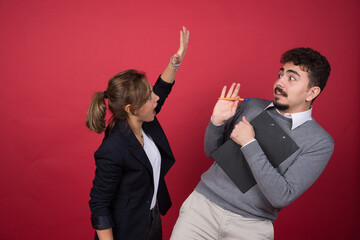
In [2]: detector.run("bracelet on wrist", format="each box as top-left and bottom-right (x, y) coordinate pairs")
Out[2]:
(170, 56), (181, 68)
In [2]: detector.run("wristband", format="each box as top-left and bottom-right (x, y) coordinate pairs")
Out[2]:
(170, 56), (182, 67)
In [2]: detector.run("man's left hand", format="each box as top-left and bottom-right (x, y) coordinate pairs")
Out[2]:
(230, 116), (255, 146)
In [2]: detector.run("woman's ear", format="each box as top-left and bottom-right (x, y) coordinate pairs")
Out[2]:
(306, 86), (321, 102)
(125, 104), (132, 115)
(125, 104), (138, 116)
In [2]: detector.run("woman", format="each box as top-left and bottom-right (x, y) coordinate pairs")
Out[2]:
(86, 27), (189, 240)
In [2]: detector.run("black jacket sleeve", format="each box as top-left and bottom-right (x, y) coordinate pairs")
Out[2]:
(89, 145), (124, 229)
(153, 75), (174, 114)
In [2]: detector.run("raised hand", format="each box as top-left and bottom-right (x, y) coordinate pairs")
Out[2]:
(211, 83), (241, 125)
(171, 26), (190, 66)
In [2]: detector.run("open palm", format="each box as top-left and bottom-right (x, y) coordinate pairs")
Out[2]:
(171, 26), (189, 65)
(212, 83), (241, 125)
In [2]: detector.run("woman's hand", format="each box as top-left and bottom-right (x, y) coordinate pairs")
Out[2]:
(171, 26), (189, 65)
(161, 26), (190, 83)
(96, 228), (114, 240)
(211, 83), (241, 125)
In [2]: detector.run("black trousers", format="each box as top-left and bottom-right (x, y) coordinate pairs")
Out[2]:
(145, 203), (162, 240)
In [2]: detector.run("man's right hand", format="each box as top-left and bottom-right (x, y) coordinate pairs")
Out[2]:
(211, 83), (241, 125)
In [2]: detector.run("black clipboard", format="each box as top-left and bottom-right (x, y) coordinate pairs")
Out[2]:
(212, 111), (299, 193)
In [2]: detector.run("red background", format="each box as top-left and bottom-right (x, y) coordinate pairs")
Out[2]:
(1, 0), (359, 239)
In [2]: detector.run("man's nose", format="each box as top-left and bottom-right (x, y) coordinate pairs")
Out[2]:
(276, 76), (286, 87)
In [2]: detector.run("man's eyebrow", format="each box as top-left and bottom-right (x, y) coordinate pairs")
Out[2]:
(287, 69), (300, 77)
(279, 68), (300, 78)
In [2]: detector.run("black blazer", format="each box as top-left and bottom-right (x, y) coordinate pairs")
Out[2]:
(89, 77), (175, 240)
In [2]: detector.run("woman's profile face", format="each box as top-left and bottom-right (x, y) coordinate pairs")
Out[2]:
(135, 84), (159, 122)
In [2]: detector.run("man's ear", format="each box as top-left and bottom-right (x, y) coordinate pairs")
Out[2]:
(306, 86), (321, 102)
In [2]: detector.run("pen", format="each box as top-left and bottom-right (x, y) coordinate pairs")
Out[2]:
(218, 98), (250, 101)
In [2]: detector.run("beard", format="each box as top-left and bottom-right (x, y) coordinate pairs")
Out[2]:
(273, 99), (289, 111)
(273, 86), (289, 111)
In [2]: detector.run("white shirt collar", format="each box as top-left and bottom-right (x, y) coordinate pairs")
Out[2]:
(265, 103), (313, 130)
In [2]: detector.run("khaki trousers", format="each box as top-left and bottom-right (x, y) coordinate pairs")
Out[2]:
(170, 191), (274, 240)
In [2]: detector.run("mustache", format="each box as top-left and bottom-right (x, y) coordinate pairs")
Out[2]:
(274, 86), (288, 97)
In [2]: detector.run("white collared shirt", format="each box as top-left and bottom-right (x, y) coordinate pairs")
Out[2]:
(265, 102), (313, 130)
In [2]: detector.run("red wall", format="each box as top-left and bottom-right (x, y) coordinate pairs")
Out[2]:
(1, 0), (359, 239)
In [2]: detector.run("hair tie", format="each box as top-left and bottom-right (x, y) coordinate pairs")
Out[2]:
(104, 91), (108, 99)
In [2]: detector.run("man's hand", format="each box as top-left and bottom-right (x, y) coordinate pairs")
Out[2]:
(230, 116), (255, 146)
(211, 83), (241, 125)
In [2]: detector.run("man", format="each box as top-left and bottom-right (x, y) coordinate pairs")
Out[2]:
(170, 48), (334, 240)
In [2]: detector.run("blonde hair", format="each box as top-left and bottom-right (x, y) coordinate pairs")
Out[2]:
(86, 70), (151, 133)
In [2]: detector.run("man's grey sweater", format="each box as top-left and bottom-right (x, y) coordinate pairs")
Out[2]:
(195, 98), (334, 221)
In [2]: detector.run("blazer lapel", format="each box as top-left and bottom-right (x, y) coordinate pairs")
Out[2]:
(143, 119), (170, 156)
(117, 121), (153, 176)
(143, 118), (175, 175)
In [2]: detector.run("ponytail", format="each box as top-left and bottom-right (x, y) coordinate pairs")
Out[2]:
(86, 69), (150, 134)
(86, 92), (107, 133)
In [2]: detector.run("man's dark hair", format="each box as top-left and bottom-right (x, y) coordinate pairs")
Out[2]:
(281, 47), (331, 92)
